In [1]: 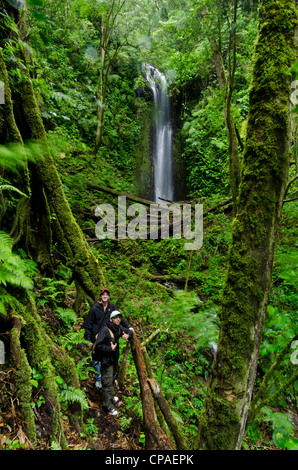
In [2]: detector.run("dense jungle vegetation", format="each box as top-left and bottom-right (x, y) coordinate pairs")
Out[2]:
(0, 0), (298, 452)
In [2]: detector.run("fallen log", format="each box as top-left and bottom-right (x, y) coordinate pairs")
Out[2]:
(84, 181), (156, 207)
(130, 335), (173, 450)
(148, 377), (188, 451)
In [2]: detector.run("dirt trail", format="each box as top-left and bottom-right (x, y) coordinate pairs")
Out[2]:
(68, 377), (143, 451)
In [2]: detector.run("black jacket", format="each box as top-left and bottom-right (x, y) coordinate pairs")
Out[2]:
(92, 323), (133, 366)
(84, 301), (130, 344)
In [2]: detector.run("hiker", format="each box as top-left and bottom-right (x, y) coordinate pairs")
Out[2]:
(92, 310), (133, 416)
(84, 287), (133, 389)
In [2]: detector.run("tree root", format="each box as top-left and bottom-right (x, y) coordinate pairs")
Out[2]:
(9, 291), (85, 449)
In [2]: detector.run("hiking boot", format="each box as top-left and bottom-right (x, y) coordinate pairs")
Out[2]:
(95, 381), (102, 389)
(108, 408), (118, 416)
(113, 396), (119, 404)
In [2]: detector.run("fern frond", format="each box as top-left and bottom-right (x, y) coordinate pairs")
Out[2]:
(0, 142), (42, 172)
(0, 231), (34, 290)
(0, 184), (28, 197)
(59, 386), (89, 410)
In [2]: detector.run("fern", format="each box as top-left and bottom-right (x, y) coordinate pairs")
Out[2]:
(0, 142), (41, 171)
(0, 231), (34, 290)
(164, 290), (220, 349)
(59, 385), (89, 411)
(0, 183), (28, 197)
(58, 329), (89, 351)
(0, 291), (19, 316)
(55, 307), (77, 326)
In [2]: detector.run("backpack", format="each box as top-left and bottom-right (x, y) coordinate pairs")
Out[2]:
(92, 326), (115, 361)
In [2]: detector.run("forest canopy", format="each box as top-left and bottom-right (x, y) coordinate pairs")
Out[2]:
(0, 0), (297, 453)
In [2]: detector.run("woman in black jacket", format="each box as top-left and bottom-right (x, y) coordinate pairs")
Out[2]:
(93, 310), (133, 415)
(84, 287), (132, 389)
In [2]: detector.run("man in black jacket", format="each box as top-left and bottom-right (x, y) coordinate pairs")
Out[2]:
(84, 287), (132, 388)
(93, 310), (133, 415)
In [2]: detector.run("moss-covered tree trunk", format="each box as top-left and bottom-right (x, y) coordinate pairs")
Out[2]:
(206, 2), (241, 213)
(198, 0), (297, 450)
(0, 2), (103, 301)
(0, 1), (104, 448)
(18, 65), (103, 298)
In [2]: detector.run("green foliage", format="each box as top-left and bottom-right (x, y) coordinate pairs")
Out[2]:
(163, 290), (220, 349)
(38, 277), (69, 304)
(56, 375), (89, 411)
(260, 305), (295, 364)
(58, 330), (89, 352)
(1, 0), (296, 452)
(123, 395), (143, 420)
(181, 89), (230, 198)
(0, 142), (41, 171)
(84, 417), (99, 437)
(50, 440), (62, 450)
(1, 437), (27, 450)
(0, 232), (36, 314)
(118, 415), (133, 432)
(261, 407), (298, 450)
(55, 307), (77, 327)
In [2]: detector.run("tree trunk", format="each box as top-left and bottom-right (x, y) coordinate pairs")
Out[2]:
(0, 48), (31, 247)
(1, 3), (104, 300)
(17, 67), (103, 298)
(198, 0), (297, 450)
(94, 19), (107, 156)
(0, 2), (102, 448)
(130, 335), (173, 450)
(147, 377), (188, 450)
(208, 13), (241, 213)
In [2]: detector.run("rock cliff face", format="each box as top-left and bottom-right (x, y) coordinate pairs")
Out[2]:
(135, 90), (155, 201)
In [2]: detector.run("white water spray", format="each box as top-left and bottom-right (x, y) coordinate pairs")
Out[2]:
(143, 64), (174, 203)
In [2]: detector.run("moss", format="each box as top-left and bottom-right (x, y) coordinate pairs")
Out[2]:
(197, 384), (240, 450)
(135, 102), (154, 200)
(18, 64), (104, 300)
(0, 50), (23, 143)
(16, 296), (72, 449)
(198, 0), (297, 449)
(10, 324), (37, 446)
(0, 50), (31, 245)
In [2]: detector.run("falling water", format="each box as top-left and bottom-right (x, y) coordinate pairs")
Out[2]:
(143, 64), (174, 203)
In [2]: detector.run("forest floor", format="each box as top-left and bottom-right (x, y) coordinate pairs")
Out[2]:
(1, 295), (298, 451)
(70, 376), (143, 451)
(1, 355), (298, 451)
(0, 366), (143, 451)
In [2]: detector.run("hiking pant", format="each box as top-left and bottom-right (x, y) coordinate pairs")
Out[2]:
(101, 364), (115, 412)
(93, 360), (101, 383)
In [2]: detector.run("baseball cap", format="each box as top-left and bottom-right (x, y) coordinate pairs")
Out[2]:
(110, 310), (122, 319)
(100, 288), (110, 295)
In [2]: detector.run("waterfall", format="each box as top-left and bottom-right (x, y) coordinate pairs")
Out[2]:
(143, 64), (174, 203)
